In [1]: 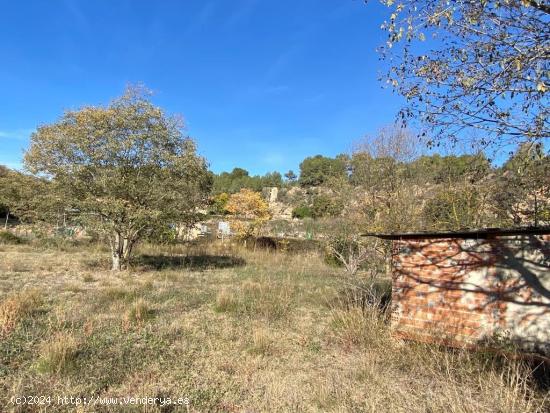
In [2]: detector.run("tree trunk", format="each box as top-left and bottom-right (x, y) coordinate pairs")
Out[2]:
(4, 209), (8, 230)
(110, 232), (138, 271)
(111, 251), (122, 271)
(110, 232), (124, 271)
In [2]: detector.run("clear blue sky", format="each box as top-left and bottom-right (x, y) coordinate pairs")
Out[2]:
(0, 0), (403, 175)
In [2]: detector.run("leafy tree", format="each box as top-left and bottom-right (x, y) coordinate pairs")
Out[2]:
(211, 192), (229, 215)
(423, 186), (482, 230)
(299, 155), (347, 187)
(24, 86), (212, 270)
(408, 153), (492, 184)
(311, 194), (343, 219)
(261, 171), (283, 188)
(370, 0), (549, 147)
(225, 188), (271, 239)
(0, 167), (55, 228)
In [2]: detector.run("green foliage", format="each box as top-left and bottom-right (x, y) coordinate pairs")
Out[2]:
(211, 192), (229, 215)
(423, 187), (481, 230)
(0, 231), (24, 245)
(23, 85), (212, 270)
(494, 142), (550, 226)
(408, 153), (491, 184)
(212, 168), (283, 194)
(299, 155), (347, 187)
(292, 204), (313, 219)
(311, 195), (343, 219)
(0, 167), (57, 224)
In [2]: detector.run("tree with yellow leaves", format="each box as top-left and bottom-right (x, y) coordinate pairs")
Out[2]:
(225, 188), (271, 240)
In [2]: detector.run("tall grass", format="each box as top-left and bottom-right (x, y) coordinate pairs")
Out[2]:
(0, 240), (547, 412)
(0, 289), (42, 337)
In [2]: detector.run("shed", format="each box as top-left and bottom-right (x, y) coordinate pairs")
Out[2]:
(365, 227), (550, 354)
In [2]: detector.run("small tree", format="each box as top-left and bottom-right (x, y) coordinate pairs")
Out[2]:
(225, 188), (271, 240)
(324, 217), (383, 278)
(24, 86), (212, 270)
(211, 192), (229, 215)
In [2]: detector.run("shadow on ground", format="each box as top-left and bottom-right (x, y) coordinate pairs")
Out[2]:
(135, 254), (246, 271)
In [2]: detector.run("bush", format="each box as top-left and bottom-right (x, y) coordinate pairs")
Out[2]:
(292, 205), (313, 219)
(243, 236), (321, 254)
(324, 237), (366, 268)
(0, 231), (24, 245)
(311, 195), (342, 218)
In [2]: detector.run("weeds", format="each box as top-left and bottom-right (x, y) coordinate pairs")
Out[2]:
(0, 289), (42, 337)
(35, 331), (79, 374)
(0, 231), (24, 245)
(213, 279), (293, 322)
(124, 298), (154, 325)
(0, 241), (547, 412)
(248, 327), (275, 356)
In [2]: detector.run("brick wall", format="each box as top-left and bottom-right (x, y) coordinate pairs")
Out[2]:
(391, 234), (550, 354)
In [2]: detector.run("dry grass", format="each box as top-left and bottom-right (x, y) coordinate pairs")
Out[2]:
(35, 331), (80, 374)
(0, 240), (547, 412)
(124, 298), (154, 326)
(248, 327), (276, 356)
(0, 289), (42, 337)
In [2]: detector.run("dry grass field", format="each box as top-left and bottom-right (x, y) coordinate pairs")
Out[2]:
(0, 238), (548, 412)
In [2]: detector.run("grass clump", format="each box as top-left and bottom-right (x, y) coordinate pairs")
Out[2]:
(214, 289), (238, 313)
(124, 298), (154, 325)
(328, 307), (389, 349)
(35, 331), (79, 374)
(82, 274), (96, 283)
(248, 327), (275, 356)
(0, 289), (43, 337)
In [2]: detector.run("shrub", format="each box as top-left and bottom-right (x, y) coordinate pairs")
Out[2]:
(0, 231), (24, 245)
(292, 205), (313, 219)
(311, 195), (343, 218)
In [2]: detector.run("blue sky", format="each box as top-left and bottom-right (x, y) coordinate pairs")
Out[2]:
(0, 0), (403, 175)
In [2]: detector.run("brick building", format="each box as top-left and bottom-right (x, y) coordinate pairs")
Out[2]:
(369, 228), (550, 355)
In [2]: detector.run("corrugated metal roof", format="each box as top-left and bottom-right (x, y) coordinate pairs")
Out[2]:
(362, 226), (550, 240)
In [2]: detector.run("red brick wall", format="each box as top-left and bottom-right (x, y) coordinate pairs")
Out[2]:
(390, 235), (550, 352)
